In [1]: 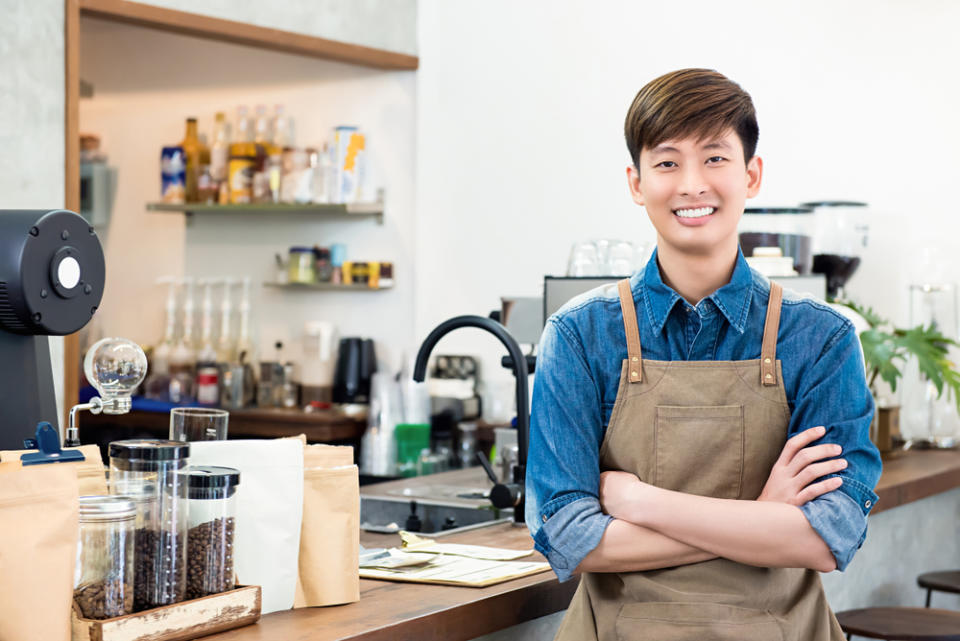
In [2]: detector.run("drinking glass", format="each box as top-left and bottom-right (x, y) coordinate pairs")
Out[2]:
(169, 407), (229, 442)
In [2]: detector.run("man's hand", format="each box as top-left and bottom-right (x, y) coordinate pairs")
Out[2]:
(758, 425), (846, 506)
(599, 470), (645, 520)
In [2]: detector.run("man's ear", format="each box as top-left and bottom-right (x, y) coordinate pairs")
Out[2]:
(746, 156), (763, 198)
(626, 165), (644, 206)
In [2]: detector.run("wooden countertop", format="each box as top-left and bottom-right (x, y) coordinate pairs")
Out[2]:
(200, 448), (960, 641)
(873, 447), (960, 514)
(206, 524), (578, 641)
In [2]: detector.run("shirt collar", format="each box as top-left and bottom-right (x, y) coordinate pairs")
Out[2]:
(639, 246), (754, 335)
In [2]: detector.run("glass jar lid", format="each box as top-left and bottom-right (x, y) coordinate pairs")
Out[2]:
(78, 495), (136, 521)
(185, 465), (240, 499)
(109, 439), (189, 461)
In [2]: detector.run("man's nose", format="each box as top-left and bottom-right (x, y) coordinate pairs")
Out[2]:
(678, 165), (709, 196)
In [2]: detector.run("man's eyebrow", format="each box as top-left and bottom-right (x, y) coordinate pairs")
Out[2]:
(702, 140), (733, 151)
(649, 145), (679, 154)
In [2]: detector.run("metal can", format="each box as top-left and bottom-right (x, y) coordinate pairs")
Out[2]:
(161, 146), (186, 204)
(228, 156), (255, 204)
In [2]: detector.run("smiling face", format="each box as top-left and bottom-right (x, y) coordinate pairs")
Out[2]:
(627, 128), (762, 257)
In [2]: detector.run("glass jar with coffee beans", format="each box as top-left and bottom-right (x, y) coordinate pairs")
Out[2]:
(185, 466), (240, 599)
(109, 440), (190, 611)
(74, 496), (136, 619)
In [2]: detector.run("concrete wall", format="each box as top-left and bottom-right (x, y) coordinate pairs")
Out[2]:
(0, 0), (66, 423)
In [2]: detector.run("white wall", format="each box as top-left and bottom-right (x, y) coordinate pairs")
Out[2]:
(79, 17), (416, 368)
(415, 0), (960, 383)
(138, 0), (418, 56)
(1, 0), (66, 423)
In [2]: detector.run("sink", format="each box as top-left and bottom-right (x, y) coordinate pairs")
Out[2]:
(360, 496), (512, 537)
(360, 467), (515, 536)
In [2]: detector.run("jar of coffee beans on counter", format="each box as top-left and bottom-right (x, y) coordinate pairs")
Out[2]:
(108, 440), (190, 611)
(185, 466), (240, 599)
(74, 496), (136, 619)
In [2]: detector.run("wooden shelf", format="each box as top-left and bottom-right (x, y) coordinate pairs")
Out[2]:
(146, 202), (384, 224)
(264, 282), (393, 292)
(78, 0), (419, 71)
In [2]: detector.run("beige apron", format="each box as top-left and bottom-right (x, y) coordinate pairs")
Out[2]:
(554, 280), (844, 641)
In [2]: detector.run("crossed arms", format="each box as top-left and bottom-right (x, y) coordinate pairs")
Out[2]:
(576, 426), (845, 574)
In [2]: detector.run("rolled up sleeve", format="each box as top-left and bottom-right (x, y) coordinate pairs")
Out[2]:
(790, 320), (882, 571)
(525, 318), (612, 581)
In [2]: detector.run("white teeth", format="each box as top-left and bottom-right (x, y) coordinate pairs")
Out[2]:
(674, 207), (716, 218)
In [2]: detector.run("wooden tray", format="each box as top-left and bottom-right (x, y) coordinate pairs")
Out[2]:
(71, 585), (261, 641)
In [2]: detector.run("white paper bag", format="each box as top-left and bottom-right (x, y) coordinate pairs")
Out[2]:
(188, 439), (304, 614)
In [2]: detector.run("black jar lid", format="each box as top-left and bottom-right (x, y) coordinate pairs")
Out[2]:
(109, 439), (189, 461)
(799, 201), (868, 208)
(186, 465), (240, 489)
(743, 207), (814, 214)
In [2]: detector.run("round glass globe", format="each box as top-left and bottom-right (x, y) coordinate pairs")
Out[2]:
(83, 337), (148, 412)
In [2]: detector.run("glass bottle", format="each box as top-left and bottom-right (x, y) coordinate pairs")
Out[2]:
(195, 279), (220, 407)
(180, 118), (210, 203)
(210, 112), (231, 184)
(235, 105), (253, 143)
(169, 278), (196, 404)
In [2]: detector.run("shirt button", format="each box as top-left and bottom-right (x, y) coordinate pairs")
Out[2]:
(864, 500), (872, 509)
(542, 515), (548, 523)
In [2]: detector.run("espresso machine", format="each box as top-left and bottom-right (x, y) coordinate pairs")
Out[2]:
(0, 209), (107, 449)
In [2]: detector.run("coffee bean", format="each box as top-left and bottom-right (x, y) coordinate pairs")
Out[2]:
(74, 578), (133, 619)
(186, 517), (236, 599)
(133, 527), (186, 611)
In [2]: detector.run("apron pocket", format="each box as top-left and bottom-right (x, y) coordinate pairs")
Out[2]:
(655, 405), (744, 499)
(616, 601), (784, 641)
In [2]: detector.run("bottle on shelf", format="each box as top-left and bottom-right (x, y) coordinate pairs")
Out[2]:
(195, 279), (220, 407)
(169, 277), (197, 404)
(271, 104), (294, 150)
(181, 118), (210, 203)
(144, 277), (177, 401)
(216, 277), (236, 365)
(235, 277), (258, 406)
(235, 105), (253, 143)
(253, 104), (273, 149)
(210, 111), (232, 184)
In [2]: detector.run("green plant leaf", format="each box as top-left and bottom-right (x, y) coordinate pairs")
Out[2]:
(859, 328), (904, 391)
(895, 324), (958, 397)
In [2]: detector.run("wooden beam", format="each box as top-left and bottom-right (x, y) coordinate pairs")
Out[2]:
(64, 0), (81, 428)
(78, 0), (419, 70)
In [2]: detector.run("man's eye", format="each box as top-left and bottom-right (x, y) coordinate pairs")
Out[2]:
(655, 161), (677, 168)
(706, 156), (727, 164)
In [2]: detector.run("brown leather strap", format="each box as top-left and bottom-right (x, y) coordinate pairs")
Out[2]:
(760, 282), (784, 386)
(617, 279), (643, 383)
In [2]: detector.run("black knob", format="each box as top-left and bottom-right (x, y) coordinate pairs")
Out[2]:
(404, 500), (422, 532)
(489, 483), (522, 509)
(441, 516), (457, 531)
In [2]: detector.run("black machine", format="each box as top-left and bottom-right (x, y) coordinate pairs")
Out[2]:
(0, 209), (105, 449)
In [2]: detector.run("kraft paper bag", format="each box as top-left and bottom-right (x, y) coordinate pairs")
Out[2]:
(0, 462), (79, 641)
(294, 443), (359, 608)
(187, 438), (304, 614)
(1, 444), (107, 496)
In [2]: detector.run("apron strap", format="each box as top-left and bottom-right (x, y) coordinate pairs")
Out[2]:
(760, 281), (784, 386)
(617, 279), (643, 384)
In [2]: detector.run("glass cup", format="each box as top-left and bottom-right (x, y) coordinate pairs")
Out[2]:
(169, 408), (229, 442)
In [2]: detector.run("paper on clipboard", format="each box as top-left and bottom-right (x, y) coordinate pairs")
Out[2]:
(398, 531), (534, 561)
(359, 554), (551, 588)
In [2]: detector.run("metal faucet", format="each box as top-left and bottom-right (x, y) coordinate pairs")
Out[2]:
(413, 315), (529, 525)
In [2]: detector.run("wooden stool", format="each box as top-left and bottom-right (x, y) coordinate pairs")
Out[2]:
(919, 571), (960, 608)
(836, 607), (960, 640)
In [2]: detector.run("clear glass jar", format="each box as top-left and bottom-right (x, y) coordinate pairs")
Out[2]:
(74, 496), (136, 620)
(740, 207), (815, 275)
(457, 421), (479, 469)
(184, 466), (240, 599)
(288, 247), (315, 284)
(109, 440), (190, 611)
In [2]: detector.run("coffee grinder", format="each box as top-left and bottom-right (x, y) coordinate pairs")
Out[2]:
(0, 209), (106, 449)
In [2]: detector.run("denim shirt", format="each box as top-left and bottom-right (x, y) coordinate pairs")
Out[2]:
(525, 247), (883, 582)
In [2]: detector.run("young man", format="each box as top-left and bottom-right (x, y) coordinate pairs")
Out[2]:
(526, 69), (882, 640)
